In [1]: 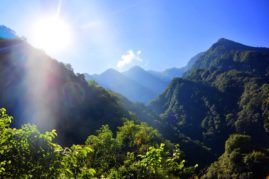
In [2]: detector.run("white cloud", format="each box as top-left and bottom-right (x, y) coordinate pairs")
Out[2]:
(117, 50), (142, 69)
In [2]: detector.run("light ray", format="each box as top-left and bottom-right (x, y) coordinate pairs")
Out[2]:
(56, 0), (63, 18)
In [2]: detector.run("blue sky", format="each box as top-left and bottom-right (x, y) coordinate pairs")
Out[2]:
(1, 0), (269, 73)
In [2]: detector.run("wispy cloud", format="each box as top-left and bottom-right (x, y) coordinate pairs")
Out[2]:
(117, 50), (142, 69)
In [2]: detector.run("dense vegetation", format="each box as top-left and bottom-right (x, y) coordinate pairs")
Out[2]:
(0, 108), (197, 178)
(149, 38), (269, 171)
(1, 36), (269, 177)
(0, 39), (136, 146)
(110, 84), (215, 168)
(203, 134), (269, 178)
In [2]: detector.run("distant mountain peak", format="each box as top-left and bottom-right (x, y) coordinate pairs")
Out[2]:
(216, 38), (243, 45)
(0, 25), (17, 39)
(217, 38), (234, 43)
(102, 68), (121, 75)
(127, 65), (145, 72)
(212, 38), (250, 51)
(187, 38), (269, 75)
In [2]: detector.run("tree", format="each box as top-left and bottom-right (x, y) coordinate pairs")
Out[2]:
(0, 108), (63, 178)
(0, 108), (96, 178)
(203, 134), (269, 179)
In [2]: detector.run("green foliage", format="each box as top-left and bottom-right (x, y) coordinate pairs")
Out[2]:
(84, 120), (197, 178)
(203, 134), (269, 179)
(236, 83), (269, 137)
(113, 143), (197, 179)
(0, 108), (196, 178)
(116, 120), (163, 153)
(0, 41), (134, 146)
(0, 113), (61, 178)
(149, 38), (269, 169)
(61, 145), (95, 178)
(0, 108), (96, 178)
(115, 92), (162, 129)
(0, 108), (12, 174)
(85, 125), (120, 176)
(2, 38), (269, 178)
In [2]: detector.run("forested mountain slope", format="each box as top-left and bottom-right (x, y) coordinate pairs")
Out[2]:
(149, 38), (269, 158)
(0, 38), (212, 168)
(1, 36), (269, 177)
(0, 38), (134, 145)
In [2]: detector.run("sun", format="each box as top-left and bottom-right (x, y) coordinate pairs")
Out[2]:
(32, 16), (72, 53)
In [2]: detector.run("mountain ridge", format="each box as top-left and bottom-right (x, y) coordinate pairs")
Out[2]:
(85, 53), (203, 103)
(0, 38), (137, 146)
(0, 25), (17, 39)
(149, 38), (269, 167)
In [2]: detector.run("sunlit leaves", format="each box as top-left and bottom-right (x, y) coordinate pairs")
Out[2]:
(85, 121), (197, 178)
(0, 108), (96, 178)
(61, 145), (95, 178)
(0, 108), (196, 178)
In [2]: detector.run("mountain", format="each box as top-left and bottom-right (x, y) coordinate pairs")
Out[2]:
(2, 32), (269, 176)
(85, 67), (167, 104)
(123, 66), (168, 95)
(0, 25), (17, 39)
(85, 59), (201, 104)
(203, 134), (269, 178)
(162, 67), (185, 79)
(0, 38), (138, 146)
(0, 33), (211, 167)
(182, 52), (205, 71)
(189, 38), (268, 72)
(149, 78), (231, 154)
(86, 68), (156, 103)
(148, 67), (184, 81)
(149, 38), (269, 167)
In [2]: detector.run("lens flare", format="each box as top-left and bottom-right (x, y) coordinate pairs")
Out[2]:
(32, 16), (72, 53)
